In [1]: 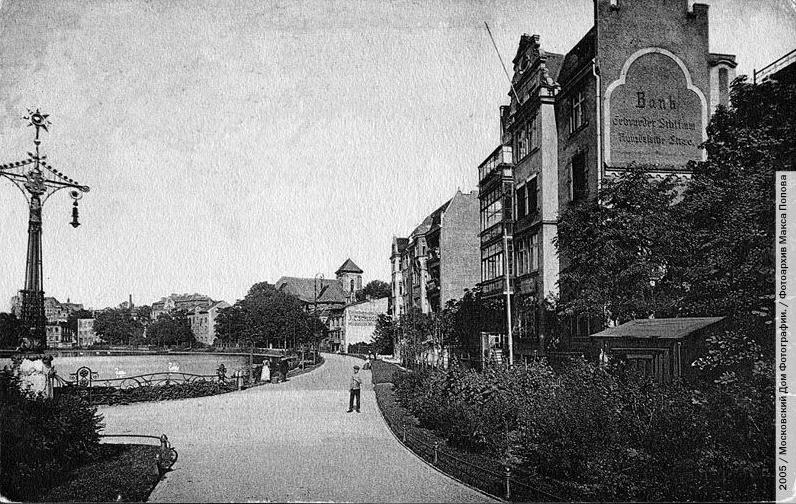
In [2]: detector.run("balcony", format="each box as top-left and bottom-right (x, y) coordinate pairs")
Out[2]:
(478, 145), (513, 183)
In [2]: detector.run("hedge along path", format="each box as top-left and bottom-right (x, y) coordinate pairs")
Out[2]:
(97, 353), (494, 503)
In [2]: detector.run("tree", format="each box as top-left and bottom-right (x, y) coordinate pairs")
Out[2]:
(242, 282), (310, 348)
(371, 314), (397, 355)
(677, 76), (794, 384)
(93, 307), (143, 346)
(214, 282), (312, 349)
(146, 310), (195, 348)
(555, 165), (685, 327)
(0, 313), (23, 348)
(214, 303), (247, 347)
(66, 309), (94, 335)
(355, 280), (391, 302)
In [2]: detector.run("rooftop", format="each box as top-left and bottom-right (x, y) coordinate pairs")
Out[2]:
(591, 317), (725, 340)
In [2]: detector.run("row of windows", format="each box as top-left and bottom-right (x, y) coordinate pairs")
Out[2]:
(481, 243), (505, 282)
(514, 114), (540, 160)
(515, 233), (539, 276)
(480, 187), (504, 231)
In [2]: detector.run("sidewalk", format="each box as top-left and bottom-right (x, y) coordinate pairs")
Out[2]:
(98, 353), (495, 503)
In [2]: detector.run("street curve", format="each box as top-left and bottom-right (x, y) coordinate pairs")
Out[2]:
(97, 353), (495, 503)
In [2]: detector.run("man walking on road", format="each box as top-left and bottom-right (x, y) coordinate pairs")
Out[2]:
(347, 365), (362, 413)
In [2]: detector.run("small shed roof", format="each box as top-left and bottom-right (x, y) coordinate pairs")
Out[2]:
(591, 317), (724, 340)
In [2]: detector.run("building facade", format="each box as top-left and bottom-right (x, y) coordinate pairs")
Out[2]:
(478, 0), (736, 363)
(46, 324), (75, 349)
(341, 297), (388, 352)
(390, 189), (480, 318)
(151, 293), (215, 320)
(187, 300), (231, 346)
(77, 318), (100, 347)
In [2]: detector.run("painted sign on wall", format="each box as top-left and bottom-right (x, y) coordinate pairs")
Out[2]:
(605, 48), (707, 169)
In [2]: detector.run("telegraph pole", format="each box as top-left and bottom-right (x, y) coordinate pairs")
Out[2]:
(0, 110), (89, 351)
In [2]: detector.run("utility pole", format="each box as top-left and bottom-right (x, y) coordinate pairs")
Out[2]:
(0, 110), (89, 351)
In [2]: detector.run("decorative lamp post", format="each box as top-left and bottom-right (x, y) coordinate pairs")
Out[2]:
(0, 110), (90, 351)
(314, 273), (324, 363)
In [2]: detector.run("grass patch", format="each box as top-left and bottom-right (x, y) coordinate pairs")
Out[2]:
(31, 444), (163, 503)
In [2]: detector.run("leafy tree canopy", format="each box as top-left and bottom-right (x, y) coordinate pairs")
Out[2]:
(355, 280), (391, 302)
(93, 307), (143, 346)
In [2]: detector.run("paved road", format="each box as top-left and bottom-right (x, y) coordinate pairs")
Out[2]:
(98, 353), (494, 503)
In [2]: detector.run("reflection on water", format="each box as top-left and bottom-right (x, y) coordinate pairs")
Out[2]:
(2, 354), (250, 381)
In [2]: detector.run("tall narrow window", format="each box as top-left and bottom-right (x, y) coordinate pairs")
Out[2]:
(516, 185), (527, 219)
(516, 125), (528, 159)
(530, 233), (539, 272)
(718, 68), (729, 107)
(530, 114), (539, 150)
(527, 177), (538, 217)
(572, 153), (587, 202)
(569, 91), (584, 134)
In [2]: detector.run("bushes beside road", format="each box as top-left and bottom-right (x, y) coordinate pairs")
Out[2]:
(389, 359), (772, 502)
(0, 372), (104, 500)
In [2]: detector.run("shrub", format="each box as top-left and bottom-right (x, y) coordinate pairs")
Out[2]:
(394, 358), (773, 502)
(0, 371), (104, 500)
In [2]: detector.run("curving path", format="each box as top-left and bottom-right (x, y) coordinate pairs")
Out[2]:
(98, 353), (495, 503)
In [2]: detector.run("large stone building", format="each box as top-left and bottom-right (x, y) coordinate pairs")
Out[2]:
(151, 293), (216, 320)
(477, 0), (736, 363)
(187, 301), (231, 346)
(390, 189), (480, 317)
(275, 258), (365, 351)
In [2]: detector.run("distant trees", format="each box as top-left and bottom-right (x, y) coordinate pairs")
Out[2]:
(214, 282), (321, 349)
(355, 280), (391, 302)
(93, 307), (144, 346)
(146, 310), (195, 348)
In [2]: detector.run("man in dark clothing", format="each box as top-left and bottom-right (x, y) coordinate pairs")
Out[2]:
(347, 365), (362, 413)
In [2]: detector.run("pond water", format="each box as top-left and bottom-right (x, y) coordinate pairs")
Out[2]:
(8, 353), (251, 382)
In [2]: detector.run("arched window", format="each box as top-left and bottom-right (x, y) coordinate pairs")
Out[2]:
(350, 279), (355, 292)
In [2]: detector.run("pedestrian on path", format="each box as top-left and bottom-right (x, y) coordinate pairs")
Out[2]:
(347, 365), (362, 413)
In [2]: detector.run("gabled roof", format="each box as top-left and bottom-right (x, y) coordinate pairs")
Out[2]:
(336, 258), (363, 274)
(411, 198), (452, 238)
(592, 317), (725, 340)
(318, 281), (347, 304)
(557, 26), (596, 88)
(275, 277), (347, 304)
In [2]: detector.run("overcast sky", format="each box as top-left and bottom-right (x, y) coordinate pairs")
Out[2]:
(0, 0), (794, 310)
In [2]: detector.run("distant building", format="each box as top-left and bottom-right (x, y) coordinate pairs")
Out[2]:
(9, 295), (84, 324)
(46, 324), (75, 349)
(151, 293), (215, 320)
(390, 190), (480, 317)
(77, 318), (101, 347)
(187, 301), (231, 346)
(342, 297), (388, 352)
(275, 259), (367, 352)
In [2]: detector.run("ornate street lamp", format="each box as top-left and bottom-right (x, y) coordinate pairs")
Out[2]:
(0, 110), (90, 351)
(314, 273), (324, 363)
